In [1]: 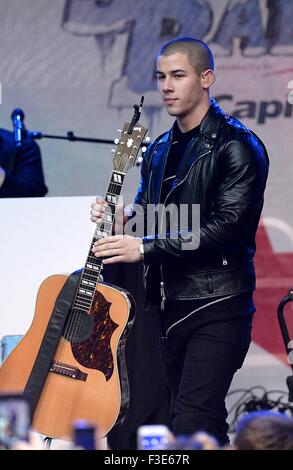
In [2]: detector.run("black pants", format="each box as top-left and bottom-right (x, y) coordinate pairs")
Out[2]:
(160, 294), (253, 445)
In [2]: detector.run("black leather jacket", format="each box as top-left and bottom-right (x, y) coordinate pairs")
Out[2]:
(134, 100), (269, 304)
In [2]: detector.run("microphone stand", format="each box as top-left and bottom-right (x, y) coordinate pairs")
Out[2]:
(26, 129), (149, 166)
(27, 130), (120, 146)
(26, 98), (149, 149)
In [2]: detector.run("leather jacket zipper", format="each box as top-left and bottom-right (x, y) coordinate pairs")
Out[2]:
(222, 254), (228, 266)
(159, 145), (171, 203)
(164, 293), (237, 339)
(164, 148), (212, 206)
(149, 143), (170, 312)
(150, 145), (212, 310)
(160, 268), (166, 311)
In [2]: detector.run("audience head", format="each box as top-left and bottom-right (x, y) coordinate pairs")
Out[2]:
(234, 411), (293, 450)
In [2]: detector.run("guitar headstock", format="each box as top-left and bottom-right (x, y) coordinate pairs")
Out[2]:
(112, 122), (148, 174)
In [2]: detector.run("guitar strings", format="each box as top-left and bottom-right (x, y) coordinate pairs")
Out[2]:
(55, 125), (145, 371)
(57, 135), (129, 364)
(63, 177), (120, 349)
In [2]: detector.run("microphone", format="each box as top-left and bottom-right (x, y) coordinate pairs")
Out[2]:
(11, 108), (25, 147)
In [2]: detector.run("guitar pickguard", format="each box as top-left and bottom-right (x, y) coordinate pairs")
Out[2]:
(71, 290), (118, 381)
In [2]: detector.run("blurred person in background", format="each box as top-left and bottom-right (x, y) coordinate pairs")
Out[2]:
(0, 127), (47, 197)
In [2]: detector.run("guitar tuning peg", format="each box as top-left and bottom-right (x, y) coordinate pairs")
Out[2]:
(111, 148), (116, 153)
(136, 156), (143, 166)
(141, 146), (147, 153)
(114, 138), (119, 145)
(117, 129), (122, 133)
(145, 136), (151, 142)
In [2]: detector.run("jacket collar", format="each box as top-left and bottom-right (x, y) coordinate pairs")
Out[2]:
(155, 99), (226, 146)
(199, 99), (226, 143)
(149, 100), (225, 204)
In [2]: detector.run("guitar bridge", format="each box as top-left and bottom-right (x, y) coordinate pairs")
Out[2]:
(50, 360), (87, 381)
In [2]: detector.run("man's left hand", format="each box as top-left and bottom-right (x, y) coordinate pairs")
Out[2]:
(92, 235), (142, 264)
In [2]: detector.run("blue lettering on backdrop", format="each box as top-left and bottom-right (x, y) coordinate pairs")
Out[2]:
(215, 95), (293, 124)
(62, 0), (293, 122)
(267, 0), (293, 52)
(62, 0), (211, 93)
(211, 0), (266, 55)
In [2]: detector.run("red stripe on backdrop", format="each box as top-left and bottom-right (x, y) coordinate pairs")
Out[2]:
(253, 222), (293, 364)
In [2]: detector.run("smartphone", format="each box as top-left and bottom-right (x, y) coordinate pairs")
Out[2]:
(73, 420), (96, 450)
(137, 424), (170, 450)
(0, 393), (31, 449)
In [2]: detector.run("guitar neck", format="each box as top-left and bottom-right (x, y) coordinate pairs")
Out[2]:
(71, 118), (147, 314)
(72, 170), (126, 313)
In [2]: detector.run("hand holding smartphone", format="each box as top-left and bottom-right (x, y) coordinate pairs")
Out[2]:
(0, 393), (31, 449)
(137, 424), (171, 450)
(72, 420), (97, 450)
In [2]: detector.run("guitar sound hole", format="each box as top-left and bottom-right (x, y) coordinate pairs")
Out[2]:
(64, 313), (94, 343)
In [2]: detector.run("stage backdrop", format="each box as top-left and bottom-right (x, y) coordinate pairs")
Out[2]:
(0, 0), (293, 424)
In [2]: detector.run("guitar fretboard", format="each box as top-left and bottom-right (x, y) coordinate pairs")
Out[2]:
(66, 118), (147, 321)
(72, 170), (126, 313)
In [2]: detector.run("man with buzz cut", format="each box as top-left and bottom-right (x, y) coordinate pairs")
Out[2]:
(91, 36), (269, 445)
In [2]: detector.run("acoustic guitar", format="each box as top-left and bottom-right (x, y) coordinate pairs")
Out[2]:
(0, 103), (148, 440)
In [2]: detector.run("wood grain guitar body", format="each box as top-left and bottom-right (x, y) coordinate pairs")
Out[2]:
(0, 274), (135, 439)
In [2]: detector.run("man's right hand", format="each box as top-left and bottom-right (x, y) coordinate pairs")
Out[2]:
(90, 196), (108, 224)
(90, 195), (126, 234)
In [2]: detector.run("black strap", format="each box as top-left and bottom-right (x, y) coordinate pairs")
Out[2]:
(23, 270), (81, 413)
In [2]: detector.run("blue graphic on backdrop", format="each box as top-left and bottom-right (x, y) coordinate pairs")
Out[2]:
(62, 0), (211, 93)
(62, 0), (293, 112)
